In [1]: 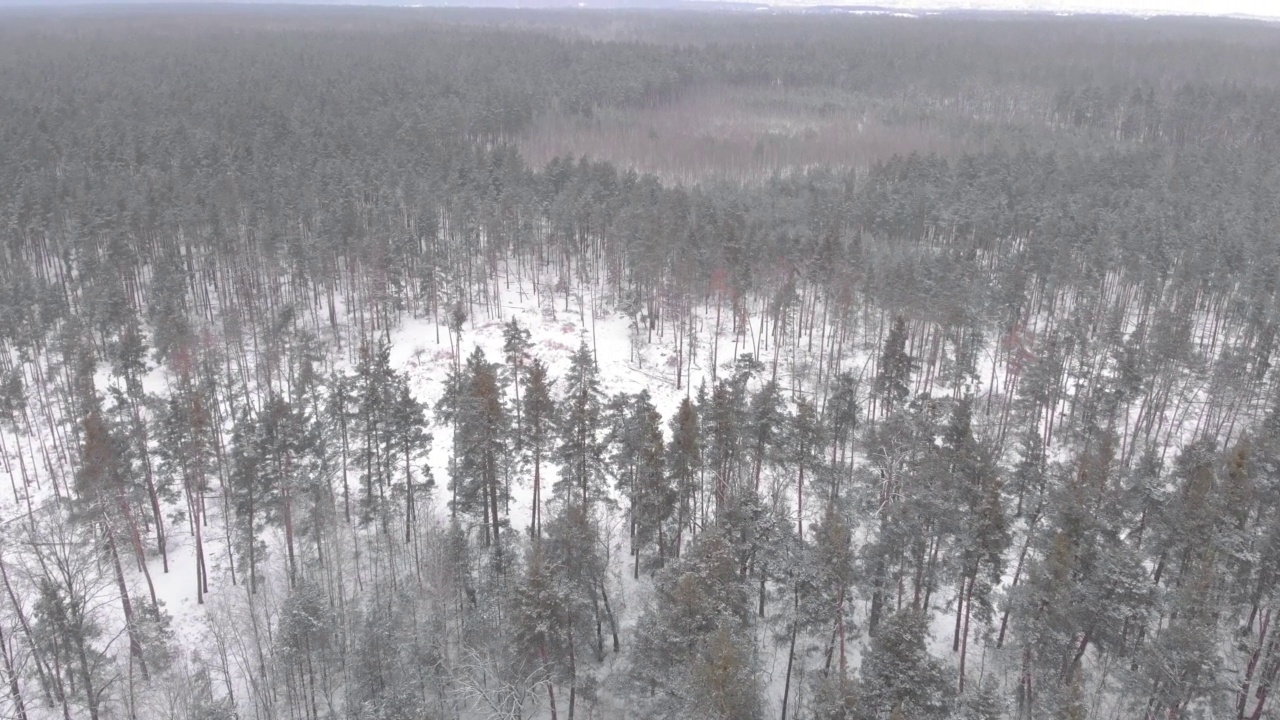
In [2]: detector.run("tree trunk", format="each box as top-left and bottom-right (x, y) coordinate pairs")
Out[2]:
(1238, 608), (1271, 718)
(958, 576), (975, 693)
(797, 462), (804, 541)
(489, 459), (502, 549)
(340, 411), (351, 525)
(540, 646), (558, 720)
(74, 629), (99, 720)
(869, 553), (886, 636)
(1, 557), (60, 712)
(532, 449), (542, 539)
(0, 622), (27, 720)
(284, 483), (297, 588)
(133, 408), (168, 573)
(600, 581), (620, 653)
(106, 524), (148, 680)
(781, 591), (799, 720)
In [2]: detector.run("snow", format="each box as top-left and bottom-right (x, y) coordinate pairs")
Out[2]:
(0, 257), (1269, 719)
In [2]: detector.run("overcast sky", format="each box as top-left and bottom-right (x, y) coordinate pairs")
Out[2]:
(1, 0), (1275, 19)
(806, 0), (1278, 16)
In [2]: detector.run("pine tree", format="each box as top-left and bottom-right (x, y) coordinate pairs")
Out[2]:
(522, 357), (556, 539)
(354, 342), (399, 528)
(1012, 425), (1045, 517)
(1013, 439), (1151, 716)
(503, 317), (533, 433)
(388, 381), (432, 545)
(228, 410), (268, 594)
(511, 540), (590, 720)
(555, 341), (607, 513)
(803, 501), (857, 682)
(224, 393), (317, 592)
(153, 359), (216, 604)
(104, 319), (168, 573)
(789, 396), (826, 540)
(276, 580), (335, 719)
(955, 677), (1006, 720)
(69, 349), (152, 678)
(326, 372), (356, 525)
(607, 390), (672, 578)
(444, 347), (510, 548)
(536, 502), (614, 718)
(259, 396), (305, 589)
(704, 378), (744, 521)
(826, 370), (860, 474)
(939, 397), (1008, 691)
(628, 529), (762, 720)
(668, 396), (702, 555)
(746, 380), (784, 495)
(343, 341), (433, 548)
(874, 316), (914, 418)
(858, 609), (952, 719)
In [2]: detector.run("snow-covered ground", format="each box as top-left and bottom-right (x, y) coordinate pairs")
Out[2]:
(0, 257), (1266, 718)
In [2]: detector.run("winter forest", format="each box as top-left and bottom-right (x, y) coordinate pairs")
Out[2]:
(2, 5), (1280, 720)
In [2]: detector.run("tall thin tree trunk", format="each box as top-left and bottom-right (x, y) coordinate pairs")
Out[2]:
(0, 622), (27, 720)
(106, 524), (148, 680)
(958, 576), (975, 693)
(781, 589), (799, 720)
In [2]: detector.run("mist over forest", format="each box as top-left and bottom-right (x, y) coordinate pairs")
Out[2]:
(2, 6), (1280, 720)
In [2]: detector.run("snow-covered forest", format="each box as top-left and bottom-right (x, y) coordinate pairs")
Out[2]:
(2, 6), (1280, 720)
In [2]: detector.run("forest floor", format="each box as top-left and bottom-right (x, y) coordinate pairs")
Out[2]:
(0, 263), (1240, 719)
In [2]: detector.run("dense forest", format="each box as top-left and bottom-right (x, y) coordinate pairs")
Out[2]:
(3, 5), (1280, 719)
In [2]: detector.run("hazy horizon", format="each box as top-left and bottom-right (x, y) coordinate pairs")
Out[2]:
(1, 0), (1276, 18)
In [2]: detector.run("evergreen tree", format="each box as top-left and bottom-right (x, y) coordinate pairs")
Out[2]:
(443, 347), (510, 548)
(746, 379), (785, 495)
(354, 342), (400, 527)
(874, 317), (914, 418)
(326, 372), (357, 525)
(857, 609), (952, 720)
(703, 378), (745, 521)
(555, 341), (607, 513)
(826, 370), (861, 481)
(668, 396), (703, 556)
(537, 502), (616, 717)
(629, 529), (763, 720)
(228, 410), (269, 594)
(954, 677), (1005, 720)
(801, 501), (858, 685)
(522, 357), (556, 539)
(1012, 441), (1151, 717)
(388, 381), (433, 545)
(511, 539), (592, 720)
(1011, 425), (1046, 517)
(275, 580), (336, 719)
(789, 396), (826, 539)
(69, 349), (153, 678)
(503, 317), (533, 432)
(607, 390), (673, 578)
(153, 357), (217, 605)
